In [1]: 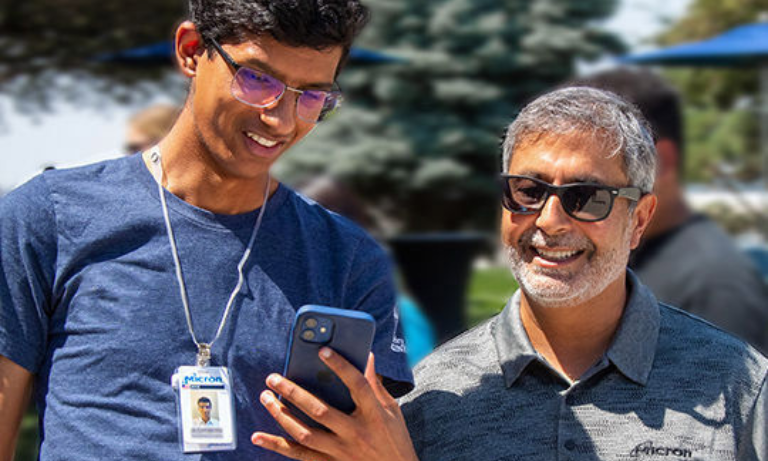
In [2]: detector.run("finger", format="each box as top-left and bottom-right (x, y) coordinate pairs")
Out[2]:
(265, 374), (347, 431)
(364, 353), (398, 408)
(318, 347), (380, 414)
(251, 432), (328, 461)
(259, 389), (337, 455)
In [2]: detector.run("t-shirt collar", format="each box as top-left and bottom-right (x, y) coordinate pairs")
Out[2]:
(493, 269), (660, 387)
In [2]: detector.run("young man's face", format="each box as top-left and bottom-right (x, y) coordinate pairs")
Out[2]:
(187, 31), (343, 181)
(501, 133), (655, 308)
(198, 401), (212, 422)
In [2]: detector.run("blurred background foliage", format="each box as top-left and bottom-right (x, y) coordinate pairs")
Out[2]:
(0, 0), (186, 112)
(655, 0), (768, 182)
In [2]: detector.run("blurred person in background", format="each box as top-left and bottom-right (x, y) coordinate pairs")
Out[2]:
(569, 68), (768, 354)
(0, 1), (414, 460)
(299, 175), (437, 368)
(124, 103), (180, 155)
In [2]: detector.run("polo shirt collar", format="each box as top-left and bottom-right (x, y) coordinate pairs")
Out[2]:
(493, 270), (660, 387)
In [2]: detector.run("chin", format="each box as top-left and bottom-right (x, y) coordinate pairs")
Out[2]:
(506, 245), (626, 309)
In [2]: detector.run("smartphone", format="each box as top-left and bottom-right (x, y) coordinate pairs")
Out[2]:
(282, 305), (376, 427)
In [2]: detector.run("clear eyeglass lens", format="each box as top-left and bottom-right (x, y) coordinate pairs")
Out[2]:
(232, 67), (336, 123)
(233, 67), (283, 107)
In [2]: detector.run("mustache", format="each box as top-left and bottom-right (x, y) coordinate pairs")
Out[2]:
(519, 229), (595, 252)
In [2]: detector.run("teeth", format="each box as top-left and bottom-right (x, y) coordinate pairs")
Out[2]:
(246, 132), (278, 148)
(536, 248), (579, 261)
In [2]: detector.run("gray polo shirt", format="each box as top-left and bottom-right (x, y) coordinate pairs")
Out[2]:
(400, 271), (767, 461)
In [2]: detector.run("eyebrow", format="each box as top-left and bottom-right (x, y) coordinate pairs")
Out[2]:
(239, 56), (336, 91)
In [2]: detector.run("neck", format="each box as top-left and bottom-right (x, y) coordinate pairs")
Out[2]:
(519, 274), (627, 382)
(144, 116), (276, 215)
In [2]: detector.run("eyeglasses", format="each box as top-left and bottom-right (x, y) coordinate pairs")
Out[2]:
(500, 174), (643, 222)
(210, 39), (343, 123)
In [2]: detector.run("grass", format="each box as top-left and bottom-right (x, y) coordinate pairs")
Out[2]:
(13, 267), (516, 459)
(466, 266), (518, 327)
(15, 407), (38, 461)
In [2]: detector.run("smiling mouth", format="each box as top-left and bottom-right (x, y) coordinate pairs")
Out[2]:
(245, 131), (279, 148)
(532, 247), (584, 263)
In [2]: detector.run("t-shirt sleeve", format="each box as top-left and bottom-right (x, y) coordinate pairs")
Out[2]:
(344, 235), (414, 397)
(0, 175), (58, 372)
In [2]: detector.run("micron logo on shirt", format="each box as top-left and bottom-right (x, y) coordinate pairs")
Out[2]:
(630, 441), (693, 458)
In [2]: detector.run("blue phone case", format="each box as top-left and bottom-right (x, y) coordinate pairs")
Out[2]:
(282, 305), (375, 428)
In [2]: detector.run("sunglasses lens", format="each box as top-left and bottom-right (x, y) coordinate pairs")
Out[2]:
(563, 186), (612, 221)
(232, 67), (284, 107)
(504, 177), (548, 213)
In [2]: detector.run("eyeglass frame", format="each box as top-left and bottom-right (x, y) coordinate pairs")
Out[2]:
(208, 38), (343, 123)
(500, 174), (644, 222)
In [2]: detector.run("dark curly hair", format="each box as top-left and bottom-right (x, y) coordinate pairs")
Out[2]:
(189, 0), (370, 69)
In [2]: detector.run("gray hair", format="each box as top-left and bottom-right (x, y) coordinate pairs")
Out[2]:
(501, 87), (657, 193)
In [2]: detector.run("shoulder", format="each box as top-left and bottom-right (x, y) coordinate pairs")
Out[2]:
(279, 187), (389, 260)
(657, 303), (768, 387)
(403, 318), (498, 403)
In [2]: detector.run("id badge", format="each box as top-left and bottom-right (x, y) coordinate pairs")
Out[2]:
(171, 366), (237, 453)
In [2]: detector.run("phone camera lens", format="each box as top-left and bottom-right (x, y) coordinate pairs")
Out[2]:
(301, 330), (316, 341)
(305, 318), (318, 328)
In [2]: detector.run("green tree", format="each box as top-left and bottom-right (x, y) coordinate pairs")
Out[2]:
(277, 0), (624, 233)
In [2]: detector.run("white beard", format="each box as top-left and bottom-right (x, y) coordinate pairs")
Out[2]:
(506, 226), (632, 309)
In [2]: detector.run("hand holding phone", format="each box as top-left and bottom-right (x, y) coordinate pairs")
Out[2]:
(282, 305), (375, 426)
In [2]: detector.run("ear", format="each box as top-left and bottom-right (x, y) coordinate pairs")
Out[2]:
(655, 138), (679, 182)
(175, 21), (205, 78)
(629, 193), (657, 249)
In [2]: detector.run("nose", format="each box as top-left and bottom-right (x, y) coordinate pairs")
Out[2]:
(534, 193), (573, 235)
(259, 91), (299, 135)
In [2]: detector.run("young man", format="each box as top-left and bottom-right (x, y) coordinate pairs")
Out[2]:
(253, 88), (767, 461)
(0, 1), (412, 460)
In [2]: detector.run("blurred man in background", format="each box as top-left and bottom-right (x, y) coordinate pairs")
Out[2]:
(124, 103), (180, 155)
(569, 68), (768, 353)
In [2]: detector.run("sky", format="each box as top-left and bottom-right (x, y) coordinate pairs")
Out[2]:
(0, 0), (693, 193)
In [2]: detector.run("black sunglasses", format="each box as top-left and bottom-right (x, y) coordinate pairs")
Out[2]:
(500, 174), (643, 222)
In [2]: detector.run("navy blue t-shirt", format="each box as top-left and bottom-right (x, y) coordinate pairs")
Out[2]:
(0, 154), (412, 460)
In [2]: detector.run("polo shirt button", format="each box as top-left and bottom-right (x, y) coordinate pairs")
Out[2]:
(564, 440), (577, 451)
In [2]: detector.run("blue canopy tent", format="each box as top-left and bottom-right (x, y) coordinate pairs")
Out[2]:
(96, 41), (404, 65)
(620, 21), (768, 188)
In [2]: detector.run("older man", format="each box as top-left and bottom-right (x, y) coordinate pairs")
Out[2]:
(253, 87), (767, 461)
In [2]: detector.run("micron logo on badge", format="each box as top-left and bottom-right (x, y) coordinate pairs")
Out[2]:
(182, 373), (225, 388)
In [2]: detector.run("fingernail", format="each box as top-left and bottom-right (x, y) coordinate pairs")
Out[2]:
(260, 391), (273, 405)
(252, 434), (264, 446)
(320, 347), (332, 359)
(267, 374), (281, 387)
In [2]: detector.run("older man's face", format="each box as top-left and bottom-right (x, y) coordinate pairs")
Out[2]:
(502, 134), (654, 308)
